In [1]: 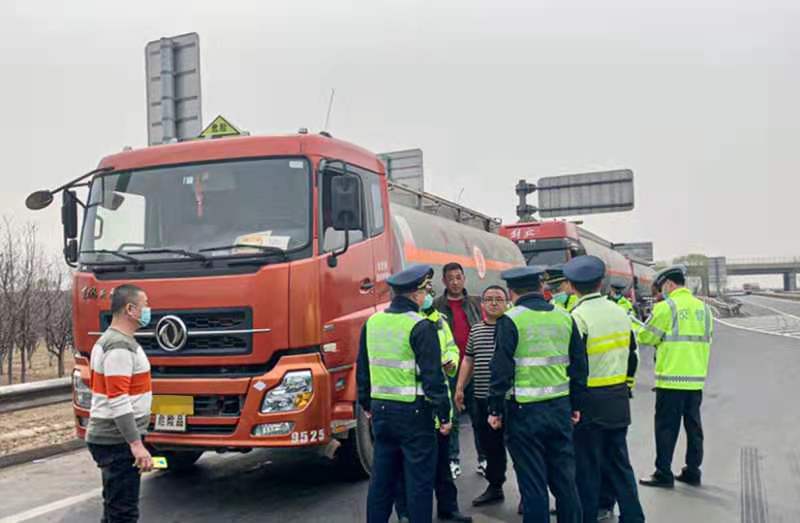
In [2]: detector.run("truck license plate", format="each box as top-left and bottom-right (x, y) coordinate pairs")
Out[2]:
(154, 414), (187, 432)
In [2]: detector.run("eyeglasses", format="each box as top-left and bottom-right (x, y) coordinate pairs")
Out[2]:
(482, 297), (507, 304)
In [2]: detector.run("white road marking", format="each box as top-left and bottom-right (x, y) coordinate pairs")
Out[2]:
(742, 298), (800, 321)
(713, 296), (800, 340)
(715, 317), (800, 340)
(0, 488), (102, 523)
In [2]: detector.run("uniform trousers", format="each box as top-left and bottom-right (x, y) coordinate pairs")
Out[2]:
(368, 399), (437, 523)
(505, 397), (582, 523)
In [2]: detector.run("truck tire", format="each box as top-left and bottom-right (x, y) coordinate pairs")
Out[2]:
(160, 450), (204, 472)
(335, 405), (373, 480)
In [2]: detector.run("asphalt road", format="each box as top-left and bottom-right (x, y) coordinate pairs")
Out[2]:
(1, 321), (799, 523)
(724, 295), (800, 338)
(739, 294), (800, 318)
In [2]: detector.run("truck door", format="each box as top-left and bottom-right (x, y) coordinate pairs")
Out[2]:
(318, 163), (376, 370)
(352, 165), (392, 309)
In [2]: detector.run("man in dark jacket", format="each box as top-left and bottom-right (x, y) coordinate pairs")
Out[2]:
(433, 262), (484, 478)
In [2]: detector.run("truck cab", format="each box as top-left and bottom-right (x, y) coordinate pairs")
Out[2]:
(51, 131), (524, 475)
(68, 133), (391, 475)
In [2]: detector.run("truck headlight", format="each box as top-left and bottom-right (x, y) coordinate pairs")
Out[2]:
(260, 370), (313, 413)
(73, 369), (92, 409)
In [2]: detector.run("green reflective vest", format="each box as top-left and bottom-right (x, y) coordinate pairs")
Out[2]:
(572, 294), (631, 388)
(609, 294), (639, 388)
(637, 288), (712, 390)
(366, 310), (425, 402)
(426, 309), (459, 377)
(425, 309), (456, 427)
(610, 295), (634, 315)
(506, 305), (573, 403)
(552, 292), (579, 312)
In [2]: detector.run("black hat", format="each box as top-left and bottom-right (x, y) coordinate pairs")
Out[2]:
(387, 264), (434, 293)
(545, 264), (566, 285)
(563, 255), (606, 283)
(501, 265), (547, 289)
(654, 265), (687, 288)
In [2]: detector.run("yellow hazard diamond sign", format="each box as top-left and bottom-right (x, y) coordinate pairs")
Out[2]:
(199, 115), (241, 139)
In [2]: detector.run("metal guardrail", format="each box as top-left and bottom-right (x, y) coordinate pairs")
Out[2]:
(0, 377), (72, 414)
(727, 257), (800, 265)
(750, 291), (800, 302)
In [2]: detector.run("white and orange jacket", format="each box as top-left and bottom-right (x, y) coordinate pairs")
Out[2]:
(85, 328), (152, 445)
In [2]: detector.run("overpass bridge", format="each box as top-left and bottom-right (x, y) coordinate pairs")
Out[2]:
(688, 257), (800, 291)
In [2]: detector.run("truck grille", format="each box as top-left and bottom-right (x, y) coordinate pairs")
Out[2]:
(99, 308), (254, 357)
(193, 395), (243, 417)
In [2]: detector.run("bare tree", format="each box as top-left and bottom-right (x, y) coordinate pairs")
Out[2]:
(0, 218), (69, 383)
(13, 223), (40, 383)
(40, 260), (73, 377)
(0, 217), (19, 384)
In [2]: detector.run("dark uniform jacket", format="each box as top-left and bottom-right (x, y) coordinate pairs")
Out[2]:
(488, 293), (589, 416)
(356, 296), (451, 425)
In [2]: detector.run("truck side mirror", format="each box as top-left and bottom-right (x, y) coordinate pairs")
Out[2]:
(331, 175), (363, 231)
(62, 190), (79, 267)
(62, 190), (78, 239)
(64, 239), (78, 265)
(327, 173), (363, 268)
(26, 190), (54, 210)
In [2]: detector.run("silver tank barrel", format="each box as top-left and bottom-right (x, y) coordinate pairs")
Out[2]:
(390, 203), (525, 296)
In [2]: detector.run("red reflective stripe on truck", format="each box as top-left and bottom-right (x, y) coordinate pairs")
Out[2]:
(403, 245), (515, 272)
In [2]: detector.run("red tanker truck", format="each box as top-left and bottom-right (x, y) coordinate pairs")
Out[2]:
(26, 132), (523, 476)
(500, 220), (655, 315)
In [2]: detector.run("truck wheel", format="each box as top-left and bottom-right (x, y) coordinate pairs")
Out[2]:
(335, 405), (373, 480)
(160, 450), (204, 472)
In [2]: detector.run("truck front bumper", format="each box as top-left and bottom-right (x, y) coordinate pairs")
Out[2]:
(73, 352), (356, 451)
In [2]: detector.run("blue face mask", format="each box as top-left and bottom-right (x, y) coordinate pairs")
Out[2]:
(138, 307), (152, 328)
(422, 294), (434, 310)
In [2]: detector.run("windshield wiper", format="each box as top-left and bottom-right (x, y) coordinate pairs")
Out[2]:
(200, 244), (288, 261)
(125, 248), (210, 264)
(80, 249), (144, 267)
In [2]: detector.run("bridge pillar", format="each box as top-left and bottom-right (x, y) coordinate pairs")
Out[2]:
(783, 272), (797, 291)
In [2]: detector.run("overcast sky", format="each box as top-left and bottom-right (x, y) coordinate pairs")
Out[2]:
(1, 0), (797, 265)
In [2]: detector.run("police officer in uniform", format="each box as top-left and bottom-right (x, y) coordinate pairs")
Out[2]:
(547, 265), (579, 312)
(638, 265), (712, 488)
(600, 284), (639, 519)
(608, 283), (635, 316)
(564, 256), (645, 523)
(357, 264), (453, 523)
(488, 266), (588, 523)
(394, 274), (472, 523)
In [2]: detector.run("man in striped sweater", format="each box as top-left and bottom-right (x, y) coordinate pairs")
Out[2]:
(86, 284), (153, 523)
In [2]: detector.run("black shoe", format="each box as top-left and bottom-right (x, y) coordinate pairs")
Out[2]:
(437, 512), (473, 522)
(472, 486), (504, 506)
(517, 501), (523, 515)
(639, 472), (674, 488)
(676, 468), (702, 486)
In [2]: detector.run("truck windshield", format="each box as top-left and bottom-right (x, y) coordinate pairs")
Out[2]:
(522, 247), (569, 266)
(79, 158), (311, 264)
